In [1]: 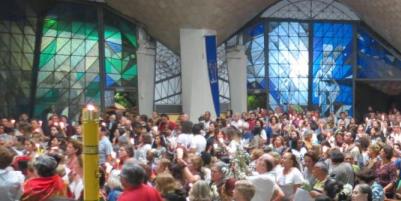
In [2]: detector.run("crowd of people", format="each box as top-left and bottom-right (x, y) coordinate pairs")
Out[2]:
(1, 106), (401, 201)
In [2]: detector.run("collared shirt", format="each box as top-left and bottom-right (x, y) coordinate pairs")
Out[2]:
(0, 167), (25, 201)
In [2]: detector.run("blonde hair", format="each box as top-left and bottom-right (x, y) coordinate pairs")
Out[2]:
(155, 173), (178, 194)
(188, 180), (211, 201)
(235, 180), (256, 201)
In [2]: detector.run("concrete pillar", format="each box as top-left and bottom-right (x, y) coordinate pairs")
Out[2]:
(180, 28), (217, 122)
(137, 28), (155, 116)
(227, 45), (247, 113)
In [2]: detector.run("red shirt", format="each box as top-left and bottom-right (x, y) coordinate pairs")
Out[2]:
(118, 184), (162, 201)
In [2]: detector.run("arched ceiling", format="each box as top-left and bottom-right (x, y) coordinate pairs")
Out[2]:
(106, 0), (401, 54)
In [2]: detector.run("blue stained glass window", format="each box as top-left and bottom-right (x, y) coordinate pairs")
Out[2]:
(312, 23), (353, 116)
(245, 22), (266, 90)
(357, 28), (401, 79)
(268, 21), (309, 110)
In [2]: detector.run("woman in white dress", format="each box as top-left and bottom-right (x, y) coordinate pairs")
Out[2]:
(277, 152), (305, 200)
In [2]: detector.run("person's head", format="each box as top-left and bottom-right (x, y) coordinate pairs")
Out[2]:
(380, 145), (393, 161)
(312, 162), (329, 180)
(24, 139), (37, 153)
(33, 154), (58, 177)
(344, 132), (354, 144)
(66, 140), (82, 157)
(119, 144), (134, 160)
(250, 149), (264, 160)
(0, 146), (13, 169)
(315, 195), (333, 201)
(156, 158), (171, 174)
(368, 144), (380, 158)
(188, 155), (203, 172)
(255, 154), (274, 174)
(233, 180), (255, 201)
(211, 161), (228, 183)
(273, 136), (284, 147)
(188, 180), (211, 201)
(155, 173), (178, 195)
(344, 153), (355, 165)
(352, 184), (372, 201)
(181, 121), (194, 133)
(324, 178), (344, 199)
(330, 149), (345, 164)
(153, 135), (166, 147)
(281, 152), (299, 169)
(192, 123), (203, 135)
(356, 168), (376, 185)
(120, 160), (146, 189)
(304, 151), (318, 169)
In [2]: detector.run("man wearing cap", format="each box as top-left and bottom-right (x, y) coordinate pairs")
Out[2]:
(118, 160), (162, 201)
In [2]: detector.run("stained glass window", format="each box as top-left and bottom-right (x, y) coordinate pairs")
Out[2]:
(357, 27), (401, 79)
(35, 4), (99, 119)
(245, 22), (266, 91)
(154, 42), (182, 106)
(104, 11), (138, 109)
(0, 2), (36, 117)
(268, 21), (309, 110)
(312, 23), (353, 116)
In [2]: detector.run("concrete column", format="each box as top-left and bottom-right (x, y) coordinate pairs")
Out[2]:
(180, 28), (216, 122)
(227, 45), (247, 113)
(137, 28), (155, 116)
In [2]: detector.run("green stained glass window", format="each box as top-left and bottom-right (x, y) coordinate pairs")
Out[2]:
(34, 3), (100, 119)
(104, 11), (138, 109)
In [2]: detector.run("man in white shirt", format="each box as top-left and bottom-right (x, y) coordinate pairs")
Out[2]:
(190, 123), (207, 154)
(247, 154), (284, 201)
(0, 146), (25, 201)
(177, 121), (194, 150)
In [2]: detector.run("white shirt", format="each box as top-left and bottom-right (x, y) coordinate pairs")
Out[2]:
(247, 173), (276, 201)
(177, 133), (193, 149)
(0, 167), (25, 201)
(191, 135), (206, 154)
(277, 167), (304, 198)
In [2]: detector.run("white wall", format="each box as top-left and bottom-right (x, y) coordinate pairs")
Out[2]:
(137, 28), (155, 116)
(227, 45), (247, 113)
(180, 28), (217, 121)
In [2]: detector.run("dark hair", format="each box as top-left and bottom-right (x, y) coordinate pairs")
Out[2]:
(68, 139), (82, 156)
(181, 121), (193, 133)
(286, 152), (300, 170)
(152, 135), (166, 148)
(121, 144), (134, 158)
(330, 149), (345, 163)
(381, 145), (393, 160)
(192, 123), (203, 135)
(324, 178), (344, 199)
(356, 184), (372, 201)
(0, 146), (13, 169)
(315, 195), (332, 201)
(304, 151), (319, 163)
(356, 168), (376, 183)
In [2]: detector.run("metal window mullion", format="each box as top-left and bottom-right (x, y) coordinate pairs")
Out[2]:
(97, 6), (106, 112)
(264, 19), (270, 110)
(30, 11), (44, 118)
(352, 22), (358, 118)
(308, 22), (314, 110)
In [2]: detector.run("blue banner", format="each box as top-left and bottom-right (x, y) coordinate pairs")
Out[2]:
(205, 35), (220, 117)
